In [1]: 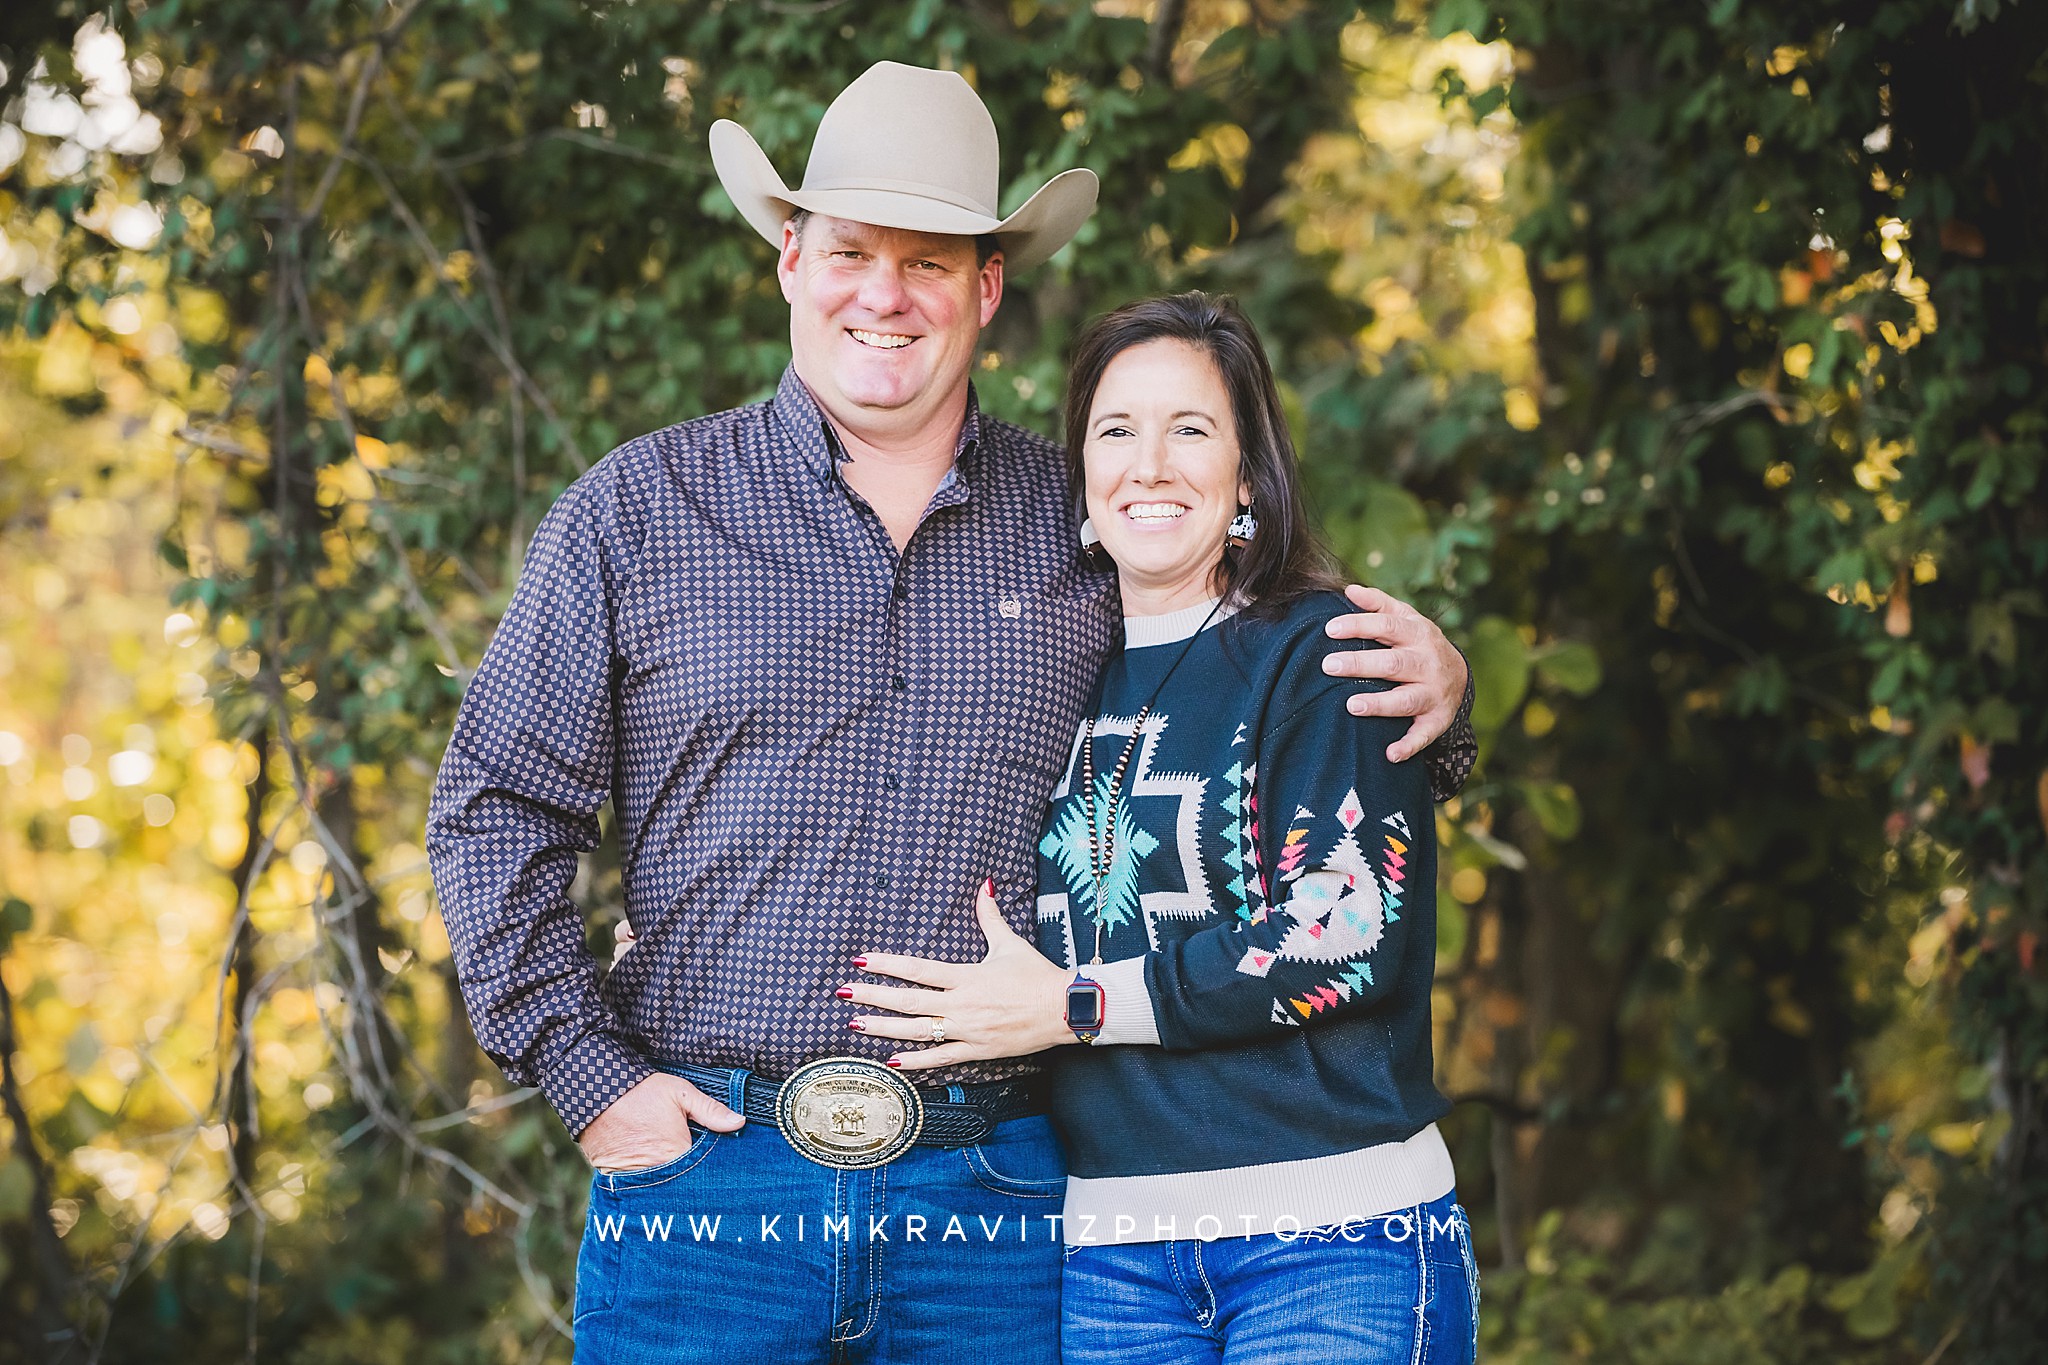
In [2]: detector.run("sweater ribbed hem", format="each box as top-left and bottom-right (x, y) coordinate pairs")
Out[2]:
(1061, 1122), (1455, 1244)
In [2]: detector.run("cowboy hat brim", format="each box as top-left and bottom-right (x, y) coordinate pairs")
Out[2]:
(710, 119), (1097, 273)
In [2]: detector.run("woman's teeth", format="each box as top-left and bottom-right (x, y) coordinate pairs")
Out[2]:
(1125, 503), (1188, 522)
(850, 329), (913, 349)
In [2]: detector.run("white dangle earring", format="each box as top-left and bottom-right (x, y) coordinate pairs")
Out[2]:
(1228, 502), (1258, 546)
(1079, 517), (1108, 564)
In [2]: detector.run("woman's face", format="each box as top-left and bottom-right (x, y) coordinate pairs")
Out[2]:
(1082, 339), (1250, 615)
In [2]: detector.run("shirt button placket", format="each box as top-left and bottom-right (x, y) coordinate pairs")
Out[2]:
(875, 564), (915, 901)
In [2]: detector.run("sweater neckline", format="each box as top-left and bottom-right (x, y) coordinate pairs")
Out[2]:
(1123, 595), (1242, 649)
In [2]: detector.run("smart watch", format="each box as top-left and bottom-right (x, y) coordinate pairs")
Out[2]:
(1065, 973), (1106, 1044)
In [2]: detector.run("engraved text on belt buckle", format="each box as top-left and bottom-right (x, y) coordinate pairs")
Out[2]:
(776, 1057), (925, 1169)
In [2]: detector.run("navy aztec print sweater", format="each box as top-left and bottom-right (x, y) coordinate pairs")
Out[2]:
(1034, 591), (1454, 1242)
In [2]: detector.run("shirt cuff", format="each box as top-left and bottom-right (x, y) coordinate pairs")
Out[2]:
(539, 1030), (657, 1139)
(1425, 656), (1478, 804)
(1087, 956), (1161, 1047)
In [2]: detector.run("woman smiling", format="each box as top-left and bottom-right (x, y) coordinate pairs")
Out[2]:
(852, 292), (1478, 1363)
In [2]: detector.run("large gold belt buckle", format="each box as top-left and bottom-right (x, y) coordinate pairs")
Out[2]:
(776, 1057), (925, 1169)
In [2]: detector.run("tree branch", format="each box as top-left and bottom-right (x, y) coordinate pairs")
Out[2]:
(0, 955), (82, 1358)
(1145, 0), (1189, 83)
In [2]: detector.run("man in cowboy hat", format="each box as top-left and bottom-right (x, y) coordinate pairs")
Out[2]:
(427, 60), (1474, 1362)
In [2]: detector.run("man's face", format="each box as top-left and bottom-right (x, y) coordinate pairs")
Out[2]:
(778, 215), (1003, 444)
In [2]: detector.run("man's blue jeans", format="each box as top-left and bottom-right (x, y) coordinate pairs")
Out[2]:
(569, 1106), (1066, 1364)
(1060, 1192), (1480, 1365)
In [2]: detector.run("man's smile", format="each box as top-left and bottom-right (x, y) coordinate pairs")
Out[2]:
(849, 328), (916, 349)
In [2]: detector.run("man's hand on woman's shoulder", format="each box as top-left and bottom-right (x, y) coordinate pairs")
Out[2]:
(1320, 584), (1471, 763)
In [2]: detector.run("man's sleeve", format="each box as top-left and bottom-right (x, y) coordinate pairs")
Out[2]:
(1094, 638), (1436, 1051)
(1423, 658), (1477, 804)
(425, 466), (653, 1138)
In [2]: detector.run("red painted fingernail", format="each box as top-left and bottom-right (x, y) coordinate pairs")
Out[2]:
(836, 987), (854, 999)
(851, 955), (868, 969)
(886, 1057), (902, 1068)
(983, 877), (996, 898)
(848, 1019), (865, 1032)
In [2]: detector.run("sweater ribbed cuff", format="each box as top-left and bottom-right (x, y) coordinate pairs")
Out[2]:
(1087, 957), (1161, 1046)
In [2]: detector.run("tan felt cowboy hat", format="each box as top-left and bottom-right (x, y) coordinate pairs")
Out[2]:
(710, 61), (1098, 273)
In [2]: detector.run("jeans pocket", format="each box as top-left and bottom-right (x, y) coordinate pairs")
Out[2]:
(964, 1144), (1066, 1198)
(1418, 1200), (1469, 1267)
(1415, 1200), (1478, 1365)
(575, 1133), (720, 1327)
(962, 1115), (1067, 1199)
(574, 1178), (625, 1325)
(1459, 1207), (1481, 1359)
(595, 1130), (721, 1194)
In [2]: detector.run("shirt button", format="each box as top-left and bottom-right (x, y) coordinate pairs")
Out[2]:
(882, 773), (902, 792)
(893, 584), (910, 602)
(874, 873), (891, 890)
(891, 675), (908, 692)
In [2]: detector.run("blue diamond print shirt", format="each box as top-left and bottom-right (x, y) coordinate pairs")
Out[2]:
(427, 369), (1115, 1135)
(427, 365), (1478, 1138)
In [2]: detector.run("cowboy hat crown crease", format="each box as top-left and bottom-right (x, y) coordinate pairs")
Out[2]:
(802, 63), (1000, 217)
(709, 60), (1098, 272)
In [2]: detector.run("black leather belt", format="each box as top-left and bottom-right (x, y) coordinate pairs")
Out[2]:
(667, 1060), (1046, 1155)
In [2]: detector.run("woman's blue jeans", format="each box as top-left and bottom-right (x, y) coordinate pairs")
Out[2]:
(1060, 1193), (1480, 1365)
(569, 1109), (1065, 1364)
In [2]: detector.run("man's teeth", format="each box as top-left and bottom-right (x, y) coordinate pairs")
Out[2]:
(1125, 503), (1188, 522)
(851, 329), (914, 349)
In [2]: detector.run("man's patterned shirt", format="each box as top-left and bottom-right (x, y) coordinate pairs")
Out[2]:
(426, 366), (1476, 1137)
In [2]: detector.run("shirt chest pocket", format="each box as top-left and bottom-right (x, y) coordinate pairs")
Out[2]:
(623, 591), (881, 740)
(957, 591), (1103, 774)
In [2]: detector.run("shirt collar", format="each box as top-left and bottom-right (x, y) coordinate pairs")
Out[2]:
(770, 364), (986, 492)
(770, 365), (842, 480)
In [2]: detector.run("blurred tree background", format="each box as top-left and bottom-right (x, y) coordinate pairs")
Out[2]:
(0, 0), (2042, 1360)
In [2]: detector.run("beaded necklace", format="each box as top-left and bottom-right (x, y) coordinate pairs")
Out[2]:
(1079, 596), (1226, 964)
